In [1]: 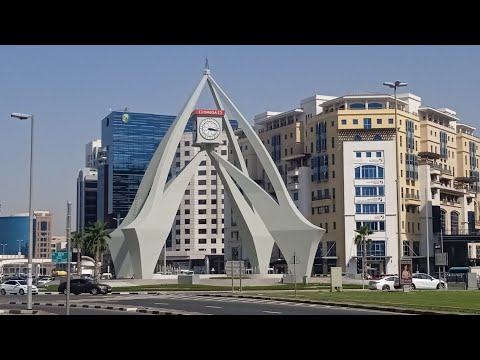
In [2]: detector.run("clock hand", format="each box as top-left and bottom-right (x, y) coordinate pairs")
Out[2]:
(207, 128), (219, 131)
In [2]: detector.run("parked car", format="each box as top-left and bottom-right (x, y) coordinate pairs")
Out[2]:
(58, 278), (112, 295)
(0, 280), (39, 295)
(411, 273), (447, 290)
(368, 276), (400, 290)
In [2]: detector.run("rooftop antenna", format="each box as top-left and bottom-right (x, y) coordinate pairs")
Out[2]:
(203, 57), (210, 75)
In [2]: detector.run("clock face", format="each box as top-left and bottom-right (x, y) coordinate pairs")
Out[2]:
(122, 113), (129, 123)
(199, 118), (221, 140)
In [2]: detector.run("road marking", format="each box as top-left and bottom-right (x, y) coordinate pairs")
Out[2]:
(205, 305), (222, 309)
(154, 302), (170, 306)
(262, 310), (282, 314)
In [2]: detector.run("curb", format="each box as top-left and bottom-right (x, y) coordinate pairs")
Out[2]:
(0, 309), (40, 315)
(8, 301), (184, 315)
(198, 293), (463, 315)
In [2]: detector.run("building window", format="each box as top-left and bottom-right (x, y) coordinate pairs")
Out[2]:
(198, 170), (207, 176)
(198, 190), (207, 195)
(363, 118), (372, 129)
(376, 151), (381, 157)
(199, 209), (207, 214)
(185, 209), (190, 215)
(175, 239), (181, 245)
(184, 151), (190, 156)
(198, 180), (207, 185)
(185, 190), (190, 195)
(357, 241), (385, 257)
(440, 209), (446, 233)
(199, 219), (207, 224)
(184, 219), (190, 225)
(293, 192), (299, 201)
(341, 119), (347, 125)
(200, 161), (206, 166)
(221, 150), (227, 155)
(199, 229), (207, 234)
(211, 239), (217, 244)
(350, 103), (366, 109)
(211, 170), (217, 175)
(353, 119), (358, 125)
(451, 212), (459, 235)
(377, 118), (382, 124)
(199, 239), (207, 244)
(212, 229), (218, 234)
(332, 154), (335, 165)
(356, 152), (361, 158)
(331, 137), (334, 149)
(366, 152), (371, 158)
(211, 249), (217, 254)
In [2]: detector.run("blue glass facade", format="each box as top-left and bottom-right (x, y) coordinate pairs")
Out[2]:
(0, 216), (29, 255)
(98, 111), (237, 227)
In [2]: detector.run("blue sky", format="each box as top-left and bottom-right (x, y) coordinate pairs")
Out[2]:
(1, 45), (479, 234)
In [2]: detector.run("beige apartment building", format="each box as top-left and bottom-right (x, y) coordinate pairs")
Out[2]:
(166, 132), (229, 273)
(230, 92), (480, 276)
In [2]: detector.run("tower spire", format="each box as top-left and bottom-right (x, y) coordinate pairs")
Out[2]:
(203, 57), (210, 75)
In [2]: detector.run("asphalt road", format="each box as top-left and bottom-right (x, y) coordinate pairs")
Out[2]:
(0, 303), (149, 315)
(0, 293), (402, 315)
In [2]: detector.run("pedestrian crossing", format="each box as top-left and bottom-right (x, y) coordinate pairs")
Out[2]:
(149, 294), (335, 308)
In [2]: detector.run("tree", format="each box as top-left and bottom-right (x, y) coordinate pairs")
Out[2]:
(354, 225), (374, 289)
(70, 232), (85, 275)
(84, 222), (111, 281)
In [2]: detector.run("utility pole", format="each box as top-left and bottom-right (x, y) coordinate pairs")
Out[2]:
(425, 188), (430, 275)
(239, 246), (242, 293)
(293, 252), (297, 298)
(66, 201), (72, 315)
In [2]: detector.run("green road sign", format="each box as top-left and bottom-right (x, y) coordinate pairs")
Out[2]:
(52, 251), (68, 263)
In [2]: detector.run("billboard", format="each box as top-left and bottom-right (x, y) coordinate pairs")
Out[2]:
(400, 259), (413, 285)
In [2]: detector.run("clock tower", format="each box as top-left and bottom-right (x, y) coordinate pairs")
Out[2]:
(191, 109), (225, 146)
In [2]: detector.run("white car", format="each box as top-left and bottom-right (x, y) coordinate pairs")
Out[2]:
(37, 278), (52, 287)
(368, 276), (399, 291)
(410, 273), (447, 290)
(0, 280), (39, 295)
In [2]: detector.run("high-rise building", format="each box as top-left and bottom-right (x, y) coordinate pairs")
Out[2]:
(232, 92), (480, 276)
(76, 168), (98, 232)
(32, 211), (53, 259)
(97, 111), (184, 227)
(85, 139), (102, 168)
(168, 132), (229, 273)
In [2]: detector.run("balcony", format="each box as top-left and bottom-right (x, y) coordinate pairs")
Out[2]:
(287, 182), (299, 191)
(287, 167), (300, 177)
(439, 168), (453, 180)
(429, 163), (441, 175)
(440, 199), (461, 207)
(312, 194), (332, 205)
(405, 194), (421, 206)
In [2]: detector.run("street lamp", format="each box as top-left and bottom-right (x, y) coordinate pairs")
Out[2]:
(11, 112), (34, 310)
(382, 81), (407, 280)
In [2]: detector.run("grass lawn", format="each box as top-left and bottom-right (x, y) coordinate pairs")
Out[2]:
(41, 283), (363, 292)
(260, 290), (480, 314)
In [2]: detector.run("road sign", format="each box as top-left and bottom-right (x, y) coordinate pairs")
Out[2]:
(435, 253), (448, 266)
(52, 251), (68, 264)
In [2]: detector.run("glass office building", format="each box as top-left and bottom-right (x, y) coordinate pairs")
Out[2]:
(98, 111), (188, 226)
(0, 215), (29, 255)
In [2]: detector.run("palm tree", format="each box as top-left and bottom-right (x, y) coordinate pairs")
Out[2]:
(70, 232), (85, 275)
(354, 226), (374, 289)
(84, 222), (111, 281)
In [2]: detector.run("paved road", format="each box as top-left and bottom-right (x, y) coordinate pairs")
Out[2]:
(0, 293), (404, 315)
(0, 293), (400, 315)
(0, 303), (149, 315)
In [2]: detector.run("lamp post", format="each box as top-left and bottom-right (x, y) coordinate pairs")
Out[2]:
(1, 243), (6, 256)
(382, 82), (407, 281)
(11, 112), (34, 310)
(17, 240), (23, 275)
